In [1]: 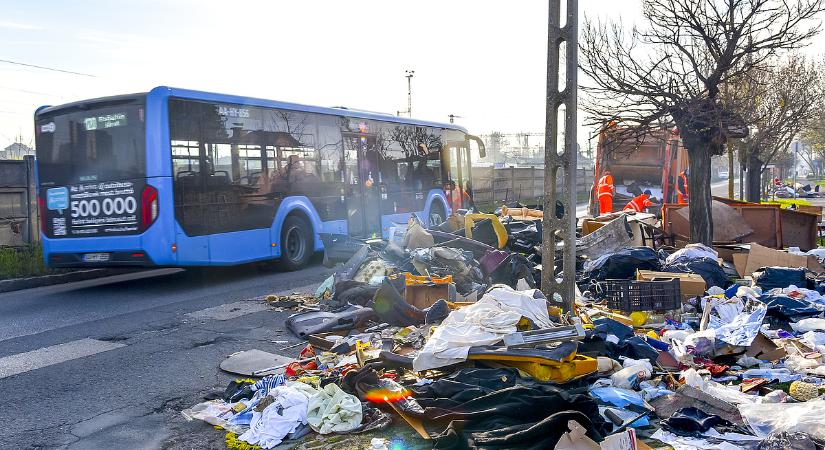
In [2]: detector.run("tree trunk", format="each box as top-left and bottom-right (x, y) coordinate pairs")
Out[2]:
(686, 145), (715, 246)
(745, 154), (762, 203)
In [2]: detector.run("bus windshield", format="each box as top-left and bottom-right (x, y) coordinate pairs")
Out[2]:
(35, 96), (146, 187)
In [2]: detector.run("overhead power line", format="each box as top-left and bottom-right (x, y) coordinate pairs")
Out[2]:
(0, 58), (95, 78)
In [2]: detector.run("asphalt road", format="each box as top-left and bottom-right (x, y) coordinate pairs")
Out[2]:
(0, 178), (742, 449)
(0, 261), (334, 449)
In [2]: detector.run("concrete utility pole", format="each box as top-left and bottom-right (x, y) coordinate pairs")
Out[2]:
(542, 0), (578, 313)
(728, 142), (734, 199)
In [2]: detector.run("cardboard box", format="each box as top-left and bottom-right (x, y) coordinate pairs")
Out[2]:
(741, 243), (825, 276)
(405, 283), (456, 309)
(636, 270), (707, 299)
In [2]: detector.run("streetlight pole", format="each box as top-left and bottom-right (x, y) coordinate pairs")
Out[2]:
(405, 70), (414, 117)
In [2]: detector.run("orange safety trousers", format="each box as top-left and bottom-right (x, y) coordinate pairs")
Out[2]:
(598, 195), (613, 215)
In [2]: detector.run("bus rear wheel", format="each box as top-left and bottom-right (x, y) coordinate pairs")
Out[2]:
(280, 215), (312, 271)
(428, 201), (445, 228)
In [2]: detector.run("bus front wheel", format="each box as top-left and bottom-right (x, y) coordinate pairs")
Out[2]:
(280, 215), (312, 271)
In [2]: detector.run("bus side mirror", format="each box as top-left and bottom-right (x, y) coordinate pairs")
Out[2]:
(467, 134), (486, 158)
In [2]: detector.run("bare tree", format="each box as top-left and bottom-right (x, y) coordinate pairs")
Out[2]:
(722, 55), (825, 200)
(800, 100), (825, 175)
(581, 0), (823, 245)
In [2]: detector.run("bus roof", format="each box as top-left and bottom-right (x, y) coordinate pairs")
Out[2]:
(36, 86), (469, 133)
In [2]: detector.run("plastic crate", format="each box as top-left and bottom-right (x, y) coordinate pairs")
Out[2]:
(602, 278), (681, 312)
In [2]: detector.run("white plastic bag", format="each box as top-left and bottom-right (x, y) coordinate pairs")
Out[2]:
(790, 318), (825, 333)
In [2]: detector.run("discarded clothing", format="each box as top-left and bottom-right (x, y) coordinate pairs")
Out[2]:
(582, 319), (660, 361)
(754, 267), (808, 291)
(579, 247), (662, 288)
(761, 294), (823, 329)
(663, 257), (728, 289)
(410, 369), (608, 450)
(238, 385), (312, 449)
(412, 286), (552, 371)
(661, 407), (741, 437)
(306, 382), (363, 434)
(666, 244), (718, 265)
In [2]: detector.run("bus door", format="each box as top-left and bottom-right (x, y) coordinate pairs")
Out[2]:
(343, 133), (382, 237)
(444, 141), (473, 211)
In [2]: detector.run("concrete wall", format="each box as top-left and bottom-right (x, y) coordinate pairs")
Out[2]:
(0, 156), (39, 247)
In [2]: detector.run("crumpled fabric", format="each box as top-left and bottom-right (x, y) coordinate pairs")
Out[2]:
(229, 374), (287, 427)
(663, 257), (728, 288)
(238, 384), (312, 449)
(410, 368), (608, 450)
(412, 286), (552, 371)
(702, 297), (767, 346)
(306, 383), (362, 434)
(666, 243), (718, 265)
(754, 267), (808, 291)
(774, 286), (825, 306)
(761, 294), (823, 329)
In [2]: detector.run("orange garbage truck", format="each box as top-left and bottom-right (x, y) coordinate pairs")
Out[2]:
(591, 126), (688, 215)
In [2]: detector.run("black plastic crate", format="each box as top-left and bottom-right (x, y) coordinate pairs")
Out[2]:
(601, 278), (681, 312)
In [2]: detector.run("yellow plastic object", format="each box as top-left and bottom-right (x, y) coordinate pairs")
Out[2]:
(646, 330), (659, 340)
(464, 213), (508, 249)
(630, 311), (649, 327)
(790, 380), (819, 401)
(468, 351), (598, 383)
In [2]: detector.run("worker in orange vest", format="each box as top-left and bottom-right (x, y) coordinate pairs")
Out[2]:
(624, 190), (655, 212)
(677, 169), (689, 204)
(596, 170), (615, 215)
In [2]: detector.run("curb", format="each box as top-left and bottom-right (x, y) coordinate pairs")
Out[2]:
(0, 269), (139, 293)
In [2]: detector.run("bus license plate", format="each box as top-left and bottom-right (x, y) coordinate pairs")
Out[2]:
(83, 253), (111, 262)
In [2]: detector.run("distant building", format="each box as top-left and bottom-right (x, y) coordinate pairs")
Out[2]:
(1, 143), (34, 160)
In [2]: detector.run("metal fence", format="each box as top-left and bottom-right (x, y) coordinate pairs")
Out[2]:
(472, 166), (594, 209)
(0, 156), (39, 247)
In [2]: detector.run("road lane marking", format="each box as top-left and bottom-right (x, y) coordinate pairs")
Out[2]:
(185, 301), (269, 321)
(0, 338), (126, 379)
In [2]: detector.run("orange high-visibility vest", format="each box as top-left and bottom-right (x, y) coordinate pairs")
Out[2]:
(597, 174), (614, 198)
(677, 171), (689, 198)
(624, 194), (652, 212)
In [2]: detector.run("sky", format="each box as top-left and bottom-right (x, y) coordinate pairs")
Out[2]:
(0, 1), (822, 152)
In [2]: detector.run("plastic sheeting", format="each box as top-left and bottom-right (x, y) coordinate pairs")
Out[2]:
(739, 399), (825, 440)
(703, 298), (767, 347)
(412, 286), (552, 371)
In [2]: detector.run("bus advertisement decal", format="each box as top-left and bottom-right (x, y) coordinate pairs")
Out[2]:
(42, 180), (143, 238)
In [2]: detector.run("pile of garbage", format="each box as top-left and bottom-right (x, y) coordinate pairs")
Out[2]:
(183, 207), (825, 449)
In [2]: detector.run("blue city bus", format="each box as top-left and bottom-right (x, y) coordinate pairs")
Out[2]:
(34, 87), (482, 269)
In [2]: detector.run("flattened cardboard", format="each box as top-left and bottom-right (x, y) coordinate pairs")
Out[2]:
(742, 243), (824, 275)
(745, 332), (787, 361)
